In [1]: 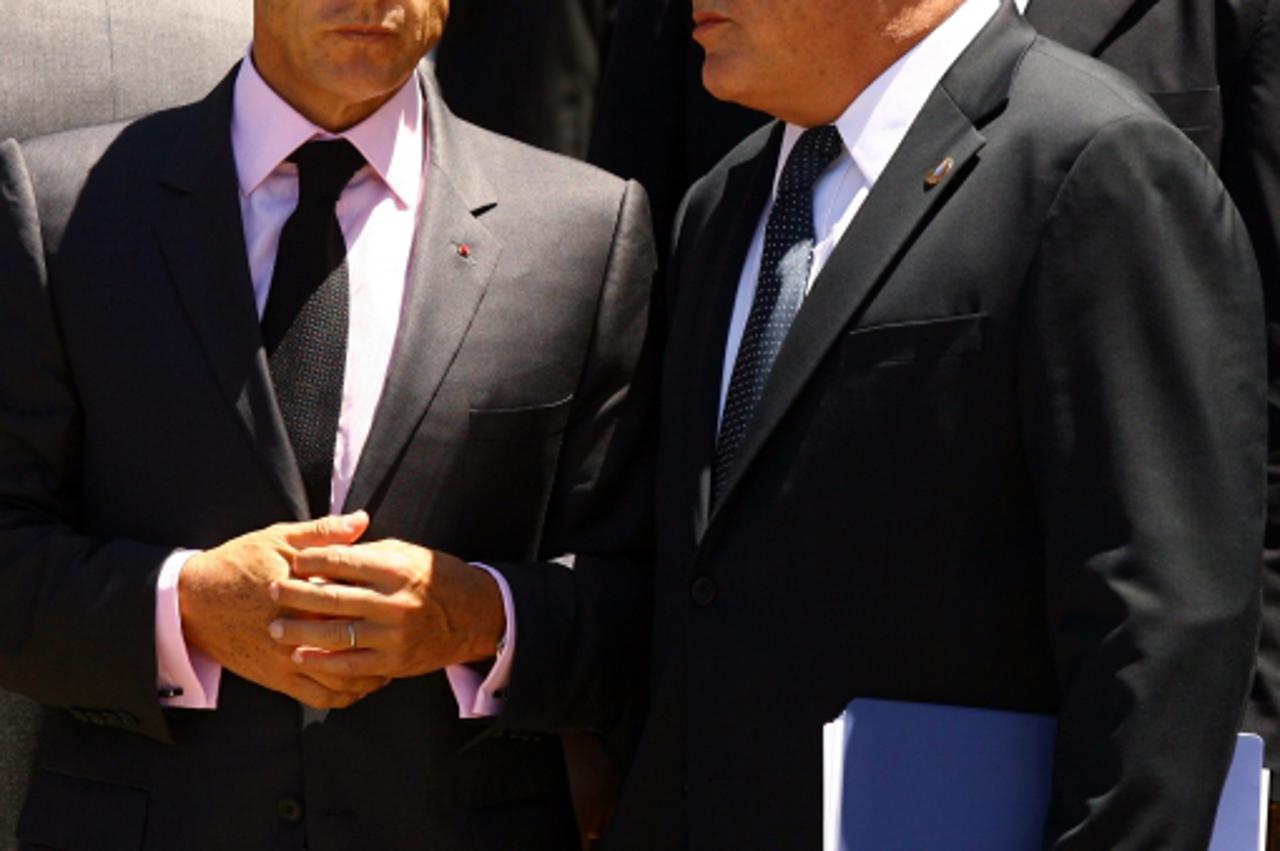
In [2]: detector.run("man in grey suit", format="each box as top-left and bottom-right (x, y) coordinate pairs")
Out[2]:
(0, 2), (251, 846)
(0, 0), (654, 847)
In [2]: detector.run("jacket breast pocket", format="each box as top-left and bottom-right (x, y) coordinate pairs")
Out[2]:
(841, 313), (985, 373)
(467, 395), (574, 442)
(17, 770), (148, 850)
(446, 395), (575, 559)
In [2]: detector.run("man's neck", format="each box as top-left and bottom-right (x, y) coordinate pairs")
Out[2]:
(249, 46), (406, 132)
(778, 0), (968, 127)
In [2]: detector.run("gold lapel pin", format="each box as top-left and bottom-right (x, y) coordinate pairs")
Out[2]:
(925, 156), (955, 188)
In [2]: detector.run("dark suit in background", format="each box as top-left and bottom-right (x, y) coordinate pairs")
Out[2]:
(434, 0), (617, 158)
(587, 0), (766, 252)
(0, 66), (654, 848)
(1024, 0), (1280, 790)
(0, 3), (250, 846)
(603, 6), (1265, 848)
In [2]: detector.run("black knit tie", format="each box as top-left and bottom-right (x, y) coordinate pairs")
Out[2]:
(261, 139), (365, 518)
(713, 126), (842, 503)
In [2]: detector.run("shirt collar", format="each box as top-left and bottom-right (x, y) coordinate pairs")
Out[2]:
(775, 0), (999, 193)
(231, 47), (424, 208)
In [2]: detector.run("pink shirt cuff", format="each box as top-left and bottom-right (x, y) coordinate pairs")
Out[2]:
(156, 549), (222, 709)
(445, 563), (515, 719)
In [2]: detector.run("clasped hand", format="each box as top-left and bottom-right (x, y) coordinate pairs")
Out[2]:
(180, 511), (504, 709)
(269, 528), (505, 682)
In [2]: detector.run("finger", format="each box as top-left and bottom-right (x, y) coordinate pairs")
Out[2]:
(285, 674), (363, 710)
(307, 671), (391, 696)
(269, 617), (393, 651)
(291, 646), (394, 679)
(275, 511), (370, 549)
(291, 543), (408, 589)
(270, 577), (388, 619)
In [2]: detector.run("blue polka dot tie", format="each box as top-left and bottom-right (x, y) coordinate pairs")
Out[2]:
(713, 125), (843, 504)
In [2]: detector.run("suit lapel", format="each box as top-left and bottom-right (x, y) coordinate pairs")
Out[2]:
(1023, 0), (1140, 54)
(705, 3), (1036, 530)
(342, 76), (500, 512)
(673, 126), (783, 542)
(154, 66), (309, 520)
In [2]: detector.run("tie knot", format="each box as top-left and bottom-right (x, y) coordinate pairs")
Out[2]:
(778, 125), (842, 198)
(289, 140), (366, 202)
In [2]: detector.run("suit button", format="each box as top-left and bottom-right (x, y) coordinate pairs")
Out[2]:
(691, 577), (717, 606)
(276, 796), (304, 826)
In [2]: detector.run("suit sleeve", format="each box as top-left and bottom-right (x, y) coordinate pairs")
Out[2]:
(1228, 0), (1280, 782)
(1018, 118), (1266, 850)
(0, 139), (172, 742)
(489, 179), (658, 732)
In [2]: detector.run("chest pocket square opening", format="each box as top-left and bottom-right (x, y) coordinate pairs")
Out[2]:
(842, 313), (985, 371)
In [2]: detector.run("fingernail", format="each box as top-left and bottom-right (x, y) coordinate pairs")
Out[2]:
(268, 620), (283, 640)
(269, 582), (280, 602)
(292, 648), (304, 665)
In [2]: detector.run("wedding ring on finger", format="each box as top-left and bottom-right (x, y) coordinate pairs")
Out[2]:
(346, 621), (358, 650)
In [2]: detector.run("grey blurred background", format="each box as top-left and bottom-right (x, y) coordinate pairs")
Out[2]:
(0, 0), (252, 142)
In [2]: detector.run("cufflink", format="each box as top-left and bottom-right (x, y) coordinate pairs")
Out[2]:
(158, 687), (185, 699)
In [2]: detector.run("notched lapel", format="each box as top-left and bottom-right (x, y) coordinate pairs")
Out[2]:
(677, 126), (783, 543)
(706, 7), (1035, 528)
(154, 69), (308, 521)
(343, 80), (501, 512)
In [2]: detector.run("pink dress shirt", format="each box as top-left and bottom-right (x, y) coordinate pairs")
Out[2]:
(154, 52), (512, 717)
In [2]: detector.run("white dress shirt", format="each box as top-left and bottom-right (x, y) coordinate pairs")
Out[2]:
(719, 0), (1001, 417)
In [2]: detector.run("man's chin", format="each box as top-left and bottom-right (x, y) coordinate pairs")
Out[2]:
(701, 64), (761, 112)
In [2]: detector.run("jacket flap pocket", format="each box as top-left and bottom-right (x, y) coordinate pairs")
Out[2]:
(843, 313), (985, 369)
(468, 395), (574, 441)
(458, 731), (568, 809)
(17, 770), (148, 850)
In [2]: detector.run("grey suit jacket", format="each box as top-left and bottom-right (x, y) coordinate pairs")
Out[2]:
(0, 67), (655, 850)
(0, 0), (251, 142)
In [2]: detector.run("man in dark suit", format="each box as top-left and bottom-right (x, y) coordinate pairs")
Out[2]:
(0, 0), (653, 847)
(594, 0), (1280, 842)
(594, 0), (1265, 847)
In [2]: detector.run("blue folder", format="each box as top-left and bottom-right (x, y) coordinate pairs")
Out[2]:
(825, 698), (1264, 850)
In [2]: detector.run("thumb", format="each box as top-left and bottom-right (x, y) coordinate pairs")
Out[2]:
(277, 511), (370, 549)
